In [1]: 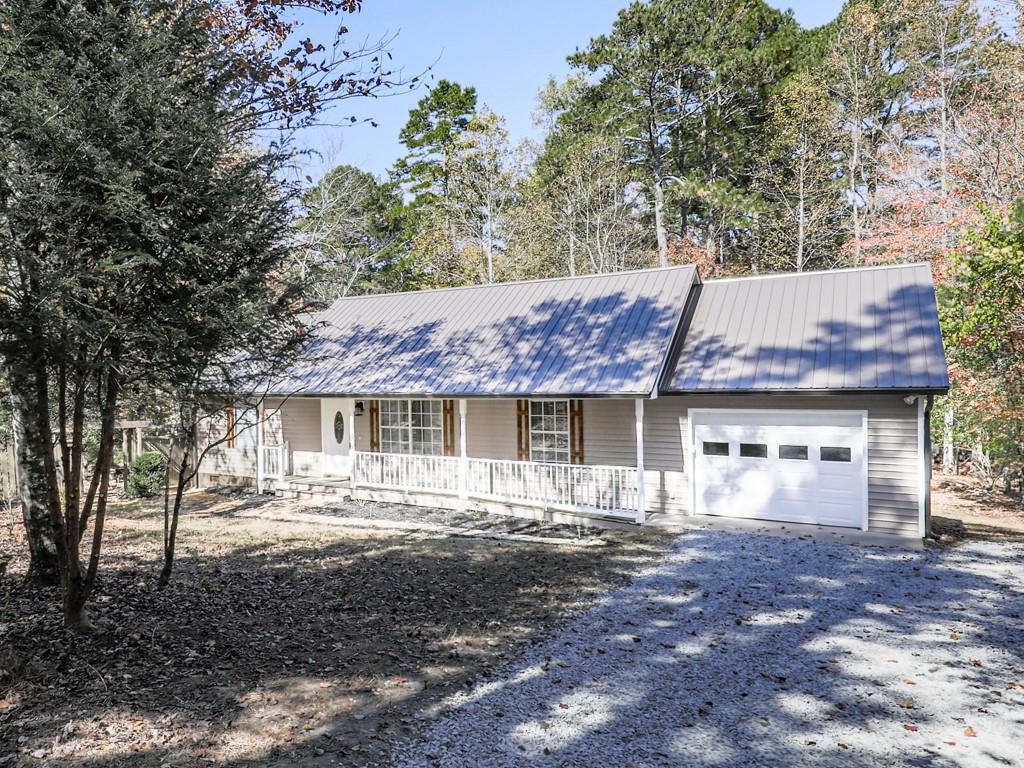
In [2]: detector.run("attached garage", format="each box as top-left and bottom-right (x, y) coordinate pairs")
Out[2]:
(690, 410), (867, 529)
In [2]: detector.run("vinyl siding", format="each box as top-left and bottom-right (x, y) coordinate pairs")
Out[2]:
(466, 399), (517, 460)
(642, 394), (922, 536)
(197, 405), (256, 479)
(581, 399), (636, 466)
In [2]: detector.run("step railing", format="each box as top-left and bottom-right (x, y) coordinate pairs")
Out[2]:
(257, 442), (288, 491)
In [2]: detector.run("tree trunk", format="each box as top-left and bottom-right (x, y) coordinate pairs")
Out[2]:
(158, 448), (190, 588)
(649, 122), (668, 267)
(7, 366), (59, 584)
(942, 406), (955, 474)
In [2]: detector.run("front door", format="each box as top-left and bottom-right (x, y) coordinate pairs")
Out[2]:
(321, 398), (351, 477)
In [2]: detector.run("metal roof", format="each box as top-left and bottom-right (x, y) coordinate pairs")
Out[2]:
(664, 263), (949, 393)
(272, 266), (698, 397)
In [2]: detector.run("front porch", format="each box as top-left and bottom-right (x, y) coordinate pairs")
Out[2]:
(259, 447), (645, 523)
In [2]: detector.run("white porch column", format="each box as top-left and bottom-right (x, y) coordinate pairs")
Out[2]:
(635, 399), (646, 524)
(458, 399), (468, 499)
(349, 398), (358, 490)
(256, 402), (265, 494)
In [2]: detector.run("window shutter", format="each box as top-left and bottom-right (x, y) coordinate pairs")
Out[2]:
(225, 402), (236, 449)
(442, 400), (455, 456)
(569, 399), (584, 465)
(516, 399), (530, 460)
(369, 400), (380, 452)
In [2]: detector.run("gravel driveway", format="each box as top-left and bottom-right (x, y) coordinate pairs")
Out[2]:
(389, 530), (1024, 767)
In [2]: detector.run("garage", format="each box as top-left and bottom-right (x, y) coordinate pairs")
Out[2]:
(691, 410), (867, 529)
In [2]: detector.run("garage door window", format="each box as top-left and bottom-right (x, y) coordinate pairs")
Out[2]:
(779, 444), (808, 460)
(739, 443), (767, 458)
(702, 441), (729, 456)
(820, 446), (852, 462)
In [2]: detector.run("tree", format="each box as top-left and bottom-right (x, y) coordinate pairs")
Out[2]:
(751, 70), (844, 272)
(393, 80), (479, 284)
(825, 0), (918, 265)
(446, 108), (519, 283)
(0, 0), (402, 625)
(940, 202), (1024, 485)
(294, 164), (416, 301)
(570, 0), (798, 268)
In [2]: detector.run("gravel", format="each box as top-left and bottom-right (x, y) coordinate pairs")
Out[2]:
(387, 529), (1024, 768)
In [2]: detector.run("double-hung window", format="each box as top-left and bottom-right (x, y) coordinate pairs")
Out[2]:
(379, 400), (444, 455)
(529, 400), (570, 463)
(226, 401), (257, 449)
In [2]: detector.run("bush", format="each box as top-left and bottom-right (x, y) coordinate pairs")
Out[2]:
(126, 451), (167, 498)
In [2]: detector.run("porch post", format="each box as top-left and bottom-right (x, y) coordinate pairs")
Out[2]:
(348, 398), (358, 491)
(635, 399), (646, 524)
(256, 402), (265, 494)
(458, 399), (468, 499)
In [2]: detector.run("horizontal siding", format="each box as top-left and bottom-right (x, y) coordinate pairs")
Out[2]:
(641, 394), (922, 535)
(466, 400), (517, 460)
(583, 399), (636, 466)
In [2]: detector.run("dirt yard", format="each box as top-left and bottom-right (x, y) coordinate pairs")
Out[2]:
(931, 473), (1024, 543)
(0, 492), (667, 767)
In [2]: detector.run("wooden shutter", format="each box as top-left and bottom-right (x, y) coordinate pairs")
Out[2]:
(442, 400), (455, 456)
(225, 401), (236, 448)
(569, 399), (585, 465)
(369, 399), (380, 452)
(516, 399), (530, 460)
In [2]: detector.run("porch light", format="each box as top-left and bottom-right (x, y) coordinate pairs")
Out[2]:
(354, 400), (365, 416)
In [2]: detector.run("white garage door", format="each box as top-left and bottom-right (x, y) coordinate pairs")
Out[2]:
(692, 410), (866, 529)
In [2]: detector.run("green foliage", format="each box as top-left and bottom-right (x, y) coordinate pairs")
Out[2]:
(939, 202), (1024, 474)
(126, 452), (168, 498)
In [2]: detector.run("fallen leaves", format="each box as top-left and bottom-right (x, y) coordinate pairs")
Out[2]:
(896, 699), (916, 709)
(964, 726), (978, 737)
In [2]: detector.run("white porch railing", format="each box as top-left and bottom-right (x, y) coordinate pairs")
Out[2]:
(465, 458), (640, 519)
(353, 451), (462, 494)
(350, 451), (640, 521)
(258, 442), (288, 491)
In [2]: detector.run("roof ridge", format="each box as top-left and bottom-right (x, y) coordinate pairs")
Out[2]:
(703, 261), (931, 285)
(323, 265), (696, 304)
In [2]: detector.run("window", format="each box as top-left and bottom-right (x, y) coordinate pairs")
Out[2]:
(739, 443), (767, 458)
(530, 400), (570, 463)
(333, 411), (345, 445)
(379, 400), (443, 455)
(821, 446), (852, 462)
(228, 401), (257, 449)
(702, 441), (729, 457)
(779, 444), (808, 460)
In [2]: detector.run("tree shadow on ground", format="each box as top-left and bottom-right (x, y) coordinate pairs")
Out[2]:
(383, 529), (1024, 768)
(0, 509), (666, 768)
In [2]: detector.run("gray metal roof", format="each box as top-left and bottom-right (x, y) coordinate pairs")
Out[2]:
(272, 266), (697, 397)
(665, 263), (949, 393)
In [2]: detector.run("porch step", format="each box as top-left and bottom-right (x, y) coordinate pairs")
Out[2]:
(276, 488), (352, 504)
(274, 475), (352, 504)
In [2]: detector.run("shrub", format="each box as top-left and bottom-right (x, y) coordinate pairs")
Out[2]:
(126, 451), (167, 498)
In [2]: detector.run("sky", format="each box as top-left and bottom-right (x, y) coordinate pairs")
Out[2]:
(296, 1), (846, 180)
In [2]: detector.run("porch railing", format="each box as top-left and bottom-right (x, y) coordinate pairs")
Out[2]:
(353, 451), (462, 494)
(258, 442), (288, 491)
(465, 458), (640, 519)
(350, 451), (640, 521)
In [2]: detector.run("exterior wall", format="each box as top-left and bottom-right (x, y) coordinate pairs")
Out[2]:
(466, 399), (517, 460)
(583, 399), (637, 466)
(196, 407), (256, 481)
(642, 394), (922, 537)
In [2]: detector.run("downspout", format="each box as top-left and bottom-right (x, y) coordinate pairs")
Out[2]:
(924, 395), (936, 539)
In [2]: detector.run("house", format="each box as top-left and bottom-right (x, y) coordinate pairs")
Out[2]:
(198, 262), (949, 540)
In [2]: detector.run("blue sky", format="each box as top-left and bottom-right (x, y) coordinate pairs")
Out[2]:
(296, 1), (845, 179)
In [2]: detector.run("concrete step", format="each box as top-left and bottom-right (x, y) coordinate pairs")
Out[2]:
(280, 480), (350, 495)
(276, 488), (351, 504)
